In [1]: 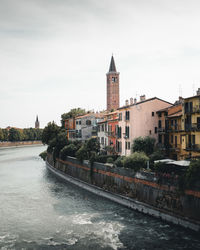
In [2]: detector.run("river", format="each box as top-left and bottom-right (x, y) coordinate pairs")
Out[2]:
(0, 145), (199, 250)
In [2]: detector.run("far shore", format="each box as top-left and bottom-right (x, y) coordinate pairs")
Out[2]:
(0, 141), (43, 149)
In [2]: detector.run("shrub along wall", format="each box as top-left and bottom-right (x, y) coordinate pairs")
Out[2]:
(47, 153), (200, 222)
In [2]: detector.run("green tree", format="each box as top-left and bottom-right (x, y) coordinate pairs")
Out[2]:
(123, 152), (149, 171)
(52, 132), (69, 162)
(61, 108), (86, 127)
(85, 137), (100, 158)
(8, 128), (21, 141)
(2, 129), (9, 141)
(42, 122), (60, 145)
(0, 128), (4, 141)
(60, 144), (77, 160)
(132, 136), (156, 155)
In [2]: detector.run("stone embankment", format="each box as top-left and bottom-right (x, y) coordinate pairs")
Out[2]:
(0, 141), (43, 148)
(46, 153), (200, 232)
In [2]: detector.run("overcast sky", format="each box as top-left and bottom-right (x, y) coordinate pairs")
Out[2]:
(1, 0), (200, 128)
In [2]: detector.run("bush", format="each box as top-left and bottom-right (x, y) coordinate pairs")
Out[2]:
(60, 144), (77, 160)
(185, 160), (200, 188)
(123, 152), (149, 171)
(39, 150), (47, 161)
(106, 157), (114, 164)
(132, 136), (155, 155)
(76, 145), (88, 163)
(114, 156), (125, 168)
(95, 155), (118, 164)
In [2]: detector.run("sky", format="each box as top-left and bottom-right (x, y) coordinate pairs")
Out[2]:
(1, 0), (200, 128)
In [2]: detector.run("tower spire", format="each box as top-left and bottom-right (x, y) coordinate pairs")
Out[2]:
(109, 55), (117, 72)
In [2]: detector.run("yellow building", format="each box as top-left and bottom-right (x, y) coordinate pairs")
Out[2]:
(180, 91), (200, 159)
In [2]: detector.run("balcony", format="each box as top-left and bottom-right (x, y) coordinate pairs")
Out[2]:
(185, 123), (200, 131)
(157, 127), (165, 133)
(186, 144), (200, 152)
(185, 106), (200, 114)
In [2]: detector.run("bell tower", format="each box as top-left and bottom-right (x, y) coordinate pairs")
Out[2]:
(35, 115), (40, 129)
(106, 55), (120, 111)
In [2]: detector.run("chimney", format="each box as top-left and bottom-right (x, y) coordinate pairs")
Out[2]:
(197, 88), (200, 96)
(125, 99), (129, 106)
(140, 95), (146, 102)
(134, 98), (137, 104)
(130, 97), (133, 105)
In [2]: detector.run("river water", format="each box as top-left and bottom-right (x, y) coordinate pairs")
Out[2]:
(0, 145), (199, 250)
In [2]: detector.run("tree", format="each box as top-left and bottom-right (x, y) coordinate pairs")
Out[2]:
(132, 136), (156, 155)
(2, 129), (8, 141)
(61, 108), (86, 127)
(60, 144), (77, 160)
(0, 128), (4, 141)
(85, 137), (100, 158)
(123, 152), (149, 171)
(42, 122), (60, 145)
(8, 128), (21, 141)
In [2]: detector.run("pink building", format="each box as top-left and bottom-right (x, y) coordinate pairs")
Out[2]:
(117, 96), (172, 156)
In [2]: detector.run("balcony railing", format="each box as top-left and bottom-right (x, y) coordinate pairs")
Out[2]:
(186, 144), (200, 151)
(185, 123), (200, 131)
(167, 125), (182, 132)
(158, 127), (165, 133)
(185, 106), (200, 114)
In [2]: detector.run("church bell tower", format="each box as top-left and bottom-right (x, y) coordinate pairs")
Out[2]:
(106, 55), (120, 111)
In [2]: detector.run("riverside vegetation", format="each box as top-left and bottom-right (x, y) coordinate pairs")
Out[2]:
(40, 121), (200, 191)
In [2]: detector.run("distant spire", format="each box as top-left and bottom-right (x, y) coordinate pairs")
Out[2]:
(36, 115), (39, 122)
(109, 55), (117, 72)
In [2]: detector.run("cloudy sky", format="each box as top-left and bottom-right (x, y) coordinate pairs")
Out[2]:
(1, 0), (200, 128)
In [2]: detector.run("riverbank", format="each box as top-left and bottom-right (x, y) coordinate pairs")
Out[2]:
(0, 141), (43, 148)
(46, 154), (200, 232)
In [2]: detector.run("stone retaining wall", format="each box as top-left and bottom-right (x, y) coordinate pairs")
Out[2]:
(47, 154), (200, 228)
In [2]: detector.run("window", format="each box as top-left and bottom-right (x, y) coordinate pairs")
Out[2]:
(101, 124), (104, 132)
(128, 142), (130, 150)
(101, 137), (104, 145)
(171, 135), (173, 144)
(158, 120), (162, 128)
(125, 141), (127, 150)
(152, 112), (154, 116)
(112, 77), (116, 82)
(125, 111), (130, 120)
(86, 120), (91, 125)
(175, 136), (177, 147)
(118, 113), (122, 121)
(79, 121), (81, 125)
(159, 135), (162, 144)
(158, 113), (162, 117)
(149, 130), (151, 135)
(155, 127), (157, 134)
(125, 126), (129, 138)
(76, 121), (78, 125)
(118, 126), (121, 138)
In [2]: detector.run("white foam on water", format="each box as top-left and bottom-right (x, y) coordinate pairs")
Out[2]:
(93, 221), (125, 250)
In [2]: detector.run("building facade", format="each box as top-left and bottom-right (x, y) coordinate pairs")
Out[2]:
(117, 96), (172, 156)
(75, 113), (104, 142)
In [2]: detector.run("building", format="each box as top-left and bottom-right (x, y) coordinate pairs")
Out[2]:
(180, 90), (200, 159)
(64, 117), (76, 140)
(156, 91), (200, 160)
(35, 115), (40, 129)
(98, 118), (108, 150)
(107, 55), (120, 111)
(117, 96), (172, 156)
(75, 113), (104, 142)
